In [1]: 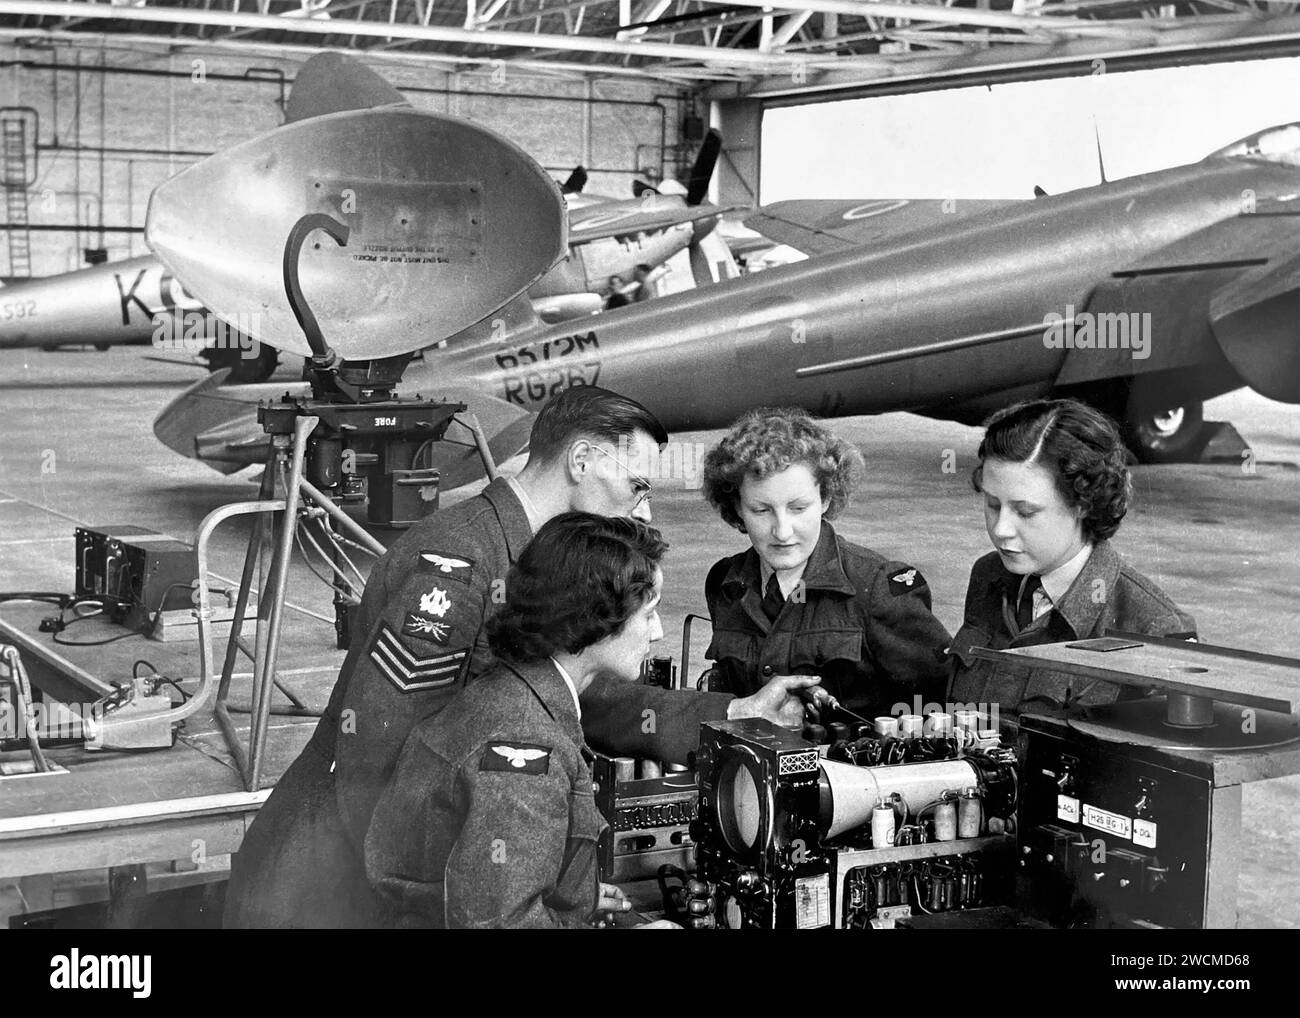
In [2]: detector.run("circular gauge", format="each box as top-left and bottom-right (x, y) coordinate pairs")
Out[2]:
(713, 747), (769, 859)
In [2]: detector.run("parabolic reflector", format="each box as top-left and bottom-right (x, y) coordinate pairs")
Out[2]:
(145, 107), (566, 361)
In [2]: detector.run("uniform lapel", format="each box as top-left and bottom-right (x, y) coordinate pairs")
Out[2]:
(717, 548), (774, 634)
(1050, 540), (1119, 640)
(798, 523), (856, 597)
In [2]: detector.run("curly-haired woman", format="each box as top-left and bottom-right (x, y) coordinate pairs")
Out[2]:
(364, 512), (677, 928)
(700, 408), (951, 722)
(948, 399), (1196, 734)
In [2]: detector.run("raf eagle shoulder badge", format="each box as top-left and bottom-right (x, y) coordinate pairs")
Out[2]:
(888, 566), (926, 596)
(418, 550), (475, 582)
(480, 741), (552, 775)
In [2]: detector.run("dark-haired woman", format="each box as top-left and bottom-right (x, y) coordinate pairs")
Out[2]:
(700, 408), (951, 722)
(364, 512), (677, 929)
(948, 399), (1197, 736)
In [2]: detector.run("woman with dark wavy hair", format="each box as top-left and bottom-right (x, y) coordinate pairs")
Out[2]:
(948, 398), (1196, 734)
(700, 408), (951, 722)
(364, 512), (676, 929)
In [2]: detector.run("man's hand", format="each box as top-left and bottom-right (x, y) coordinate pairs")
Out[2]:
(597, 882), (631, 914)
(727, 674), (821, 729)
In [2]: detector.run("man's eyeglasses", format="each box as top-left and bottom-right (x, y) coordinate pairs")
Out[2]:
(591, 444), (653, 509)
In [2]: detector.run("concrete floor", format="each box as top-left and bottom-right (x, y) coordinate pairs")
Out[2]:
(0, 344), (1297, 927)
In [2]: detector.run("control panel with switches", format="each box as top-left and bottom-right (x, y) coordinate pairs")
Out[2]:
(1016, 714), (1210, 928)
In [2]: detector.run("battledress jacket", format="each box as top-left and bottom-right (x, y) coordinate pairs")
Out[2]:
(365, 658), (603, 928)
(704, 521), (952, 721)
(947, 541), (1197, 735)
(224, 478), (732, 928)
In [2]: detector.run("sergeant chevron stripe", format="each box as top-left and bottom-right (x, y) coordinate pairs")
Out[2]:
(369, 622), (467, 692)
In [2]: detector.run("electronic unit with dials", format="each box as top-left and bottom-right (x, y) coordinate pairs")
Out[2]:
(692, 718), (1020, 929)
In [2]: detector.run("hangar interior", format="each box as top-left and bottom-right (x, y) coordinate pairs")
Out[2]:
(0, 1), (1299, 933)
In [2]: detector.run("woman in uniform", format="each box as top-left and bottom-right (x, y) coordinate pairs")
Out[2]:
(364, 512), (676, 929)
(948, 398), (1197, 735)
(699, 408), (951, 722)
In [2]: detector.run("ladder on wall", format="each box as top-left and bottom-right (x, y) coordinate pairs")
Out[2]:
(1, 113), (32, 279)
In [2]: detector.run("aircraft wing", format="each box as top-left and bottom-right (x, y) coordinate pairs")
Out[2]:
(744, 198), (1016, 256)
(1056, 205), (1300, 403)
(567, 201), (733, 245)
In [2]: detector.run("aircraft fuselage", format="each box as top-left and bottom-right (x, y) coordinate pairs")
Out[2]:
(423, 157), (1299, 431)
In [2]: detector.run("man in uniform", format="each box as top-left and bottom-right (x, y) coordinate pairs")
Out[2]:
(225, 385), (815, 927)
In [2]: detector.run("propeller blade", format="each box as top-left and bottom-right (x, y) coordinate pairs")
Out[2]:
(686, 129), (722, 207)
(560, 165), (588, 194)
(419, 390), (535, 489)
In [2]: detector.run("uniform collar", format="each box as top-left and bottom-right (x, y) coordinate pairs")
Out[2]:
(502, 657), (584, 747)
(1040, 542), (1093, 606)
(798, 522), (857, 596)
(548, 656), (583, 721)
(1051, 539), (1121, 637)
(482, 476), (536, 561)
(992, 539), (1120, 640)
(504, 475), (547, 536)
(720, 522), (855, 605)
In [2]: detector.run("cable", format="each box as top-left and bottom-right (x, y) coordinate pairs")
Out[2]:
(1, 647), (52, 773)
(299, 516), (363, 591)
(331, 531), (379, 559)
(0, 592), (73, 608)
(52, 614), (142, 646)
(910, 874), (935, 915)
(293, 524), (343, 592)
(152, 677), (191, 704)
(130, 659), (191, 704)
(315, 519), (366, 588)
(48, 581), (220, 646)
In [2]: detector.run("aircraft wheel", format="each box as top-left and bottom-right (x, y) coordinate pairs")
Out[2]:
(94, 343), (110, 351)
(1122, 387), (1204, 463)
